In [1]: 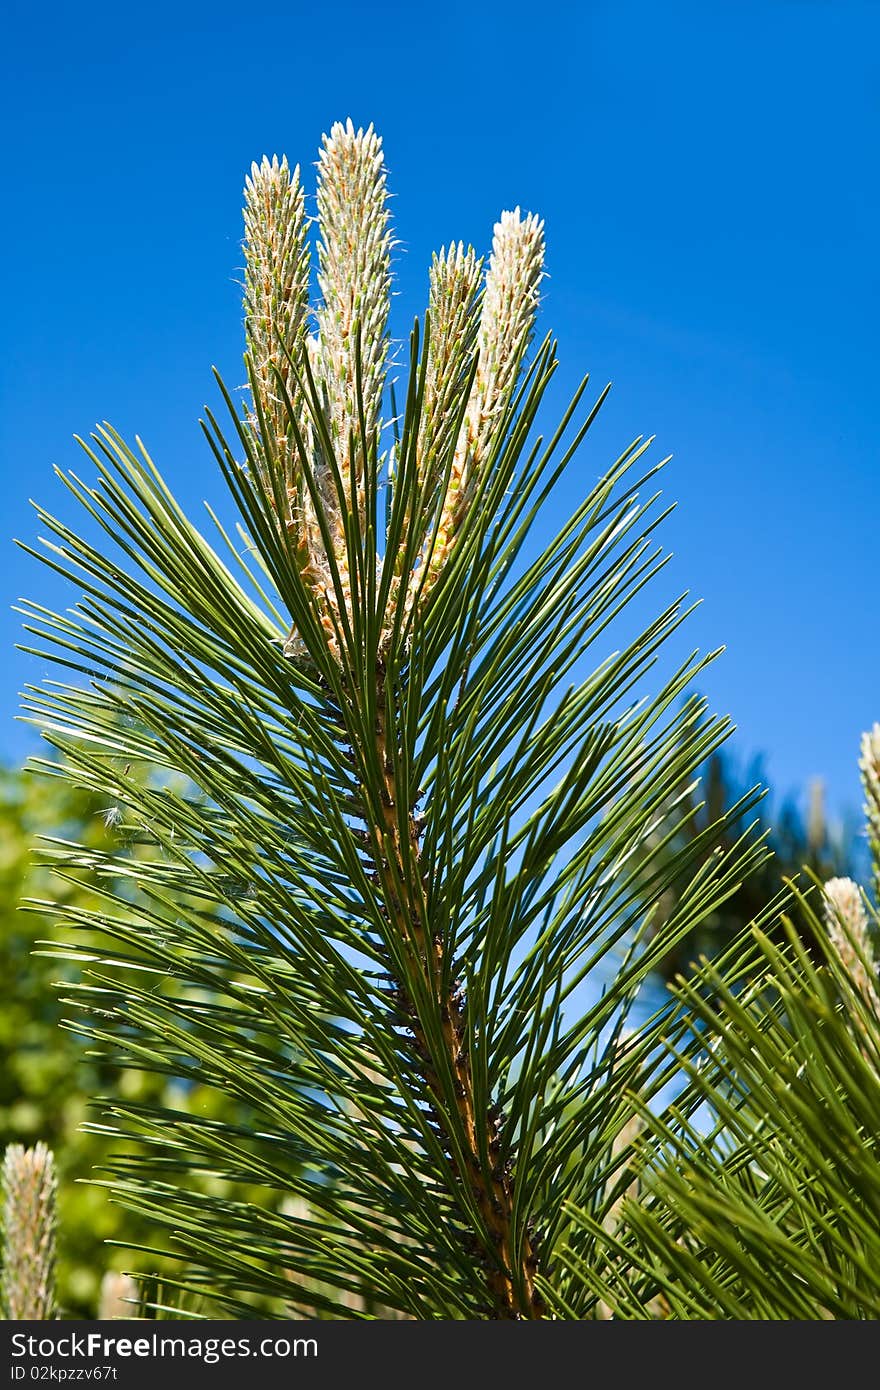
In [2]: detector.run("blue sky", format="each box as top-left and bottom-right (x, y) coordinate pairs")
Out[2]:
(2, 0), (877, 832)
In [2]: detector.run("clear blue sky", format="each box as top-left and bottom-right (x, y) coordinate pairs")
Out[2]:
(2, 0), (877, 832)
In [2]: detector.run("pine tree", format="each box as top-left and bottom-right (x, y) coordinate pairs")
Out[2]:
(19, 120), (766, 1319)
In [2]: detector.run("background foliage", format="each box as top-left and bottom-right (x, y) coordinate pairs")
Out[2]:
(0, 761), (284, 1317)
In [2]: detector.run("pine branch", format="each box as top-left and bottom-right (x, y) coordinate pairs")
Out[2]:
(18, 118), (774, 1320)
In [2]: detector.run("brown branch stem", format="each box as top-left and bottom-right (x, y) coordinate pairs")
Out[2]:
(365, 674), (542, 1320)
